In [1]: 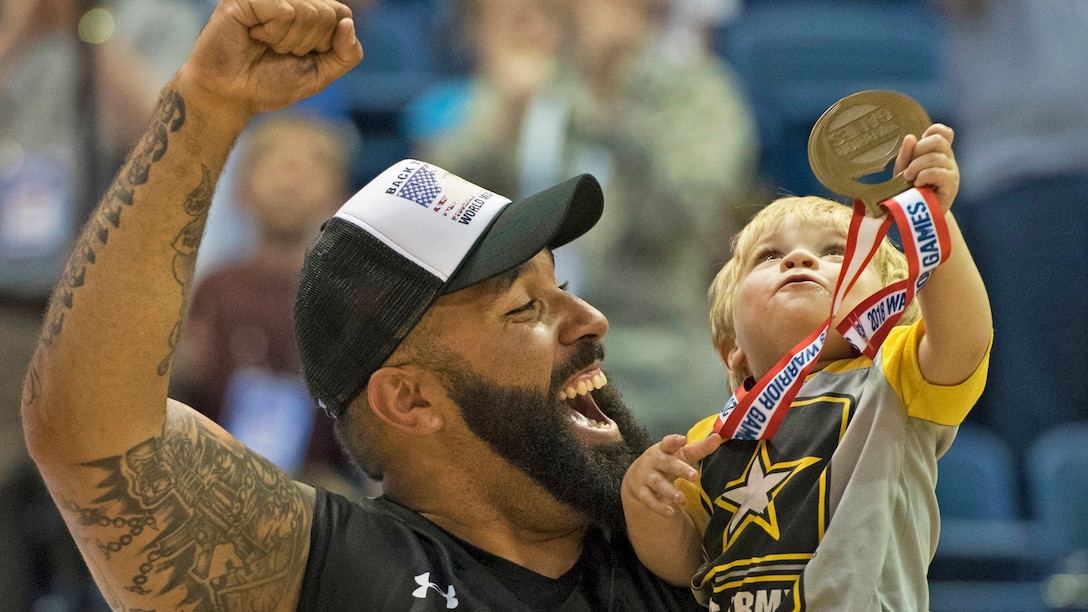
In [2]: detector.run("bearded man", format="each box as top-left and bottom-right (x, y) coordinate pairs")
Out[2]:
(20, 1), (702, 610)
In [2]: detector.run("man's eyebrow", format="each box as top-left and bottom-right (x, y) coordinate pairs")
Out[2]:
(479, 250), (553, 295)
(490, 265), (524, 294)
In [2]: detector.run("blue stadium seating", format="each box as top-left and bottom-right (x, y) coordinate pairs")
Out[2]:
(1027, 421), (1088, 560)
(929, 422), (1048, 611)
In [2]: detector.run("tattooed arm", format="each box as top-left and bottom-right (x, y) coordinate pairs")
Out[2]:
(20, 1), (362, 610)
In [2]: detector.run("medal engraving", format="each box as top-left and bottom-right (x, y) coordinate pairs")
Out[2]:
(809, 90), (931, 216)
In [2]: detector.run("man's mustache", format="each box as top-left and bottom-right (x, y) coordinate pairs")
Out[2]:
(549, 341), (606, 395)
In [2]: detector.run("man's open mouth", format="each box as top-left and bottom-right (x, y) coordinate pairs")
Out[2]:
(558, 370), (614, 429)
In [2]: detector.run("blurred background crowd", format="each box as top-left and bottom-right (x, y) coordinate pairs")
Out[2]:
(0, 0), (1085, 610)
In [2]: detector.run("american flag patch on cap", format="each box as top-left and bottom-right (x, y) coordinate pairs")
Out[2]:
(396, 167), (443, 207)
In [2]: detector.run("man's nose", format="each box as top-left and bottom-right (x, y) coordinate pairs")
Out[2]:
(558, 292), (609, 346)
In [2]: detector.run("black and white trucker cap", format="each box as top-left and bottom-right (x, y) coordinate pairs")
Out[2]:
(295, 159), (603, 417)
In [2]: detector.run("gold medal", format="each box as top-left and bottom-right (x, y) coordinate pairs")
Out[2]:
(808, 90), (931, 216)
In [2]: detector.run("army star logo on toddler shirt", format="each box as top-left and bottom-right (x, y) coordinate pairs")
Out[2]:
(716, 442), (820, 549)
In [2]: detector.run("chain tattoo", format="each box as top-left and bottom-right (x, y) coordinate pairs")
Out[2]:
(66, 412), (309, 610)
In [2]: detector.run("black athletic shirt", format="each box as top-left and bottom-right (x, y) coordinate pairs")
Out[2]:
(298, 488), (702, 611)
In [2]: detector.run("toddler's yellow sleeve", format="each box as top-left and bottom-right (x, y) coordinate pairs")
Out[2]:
(881, 322), (992, 426)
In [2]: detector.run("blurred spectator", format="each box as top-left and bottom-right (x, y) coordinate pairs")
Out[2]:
(413, 0), (763, 436)
(0, 0), (201, 608)
(171, 111), (377, 500)
(414, 0), (564, 194)
(929, 0), (1088, 473)
(0, 0), (202, 297)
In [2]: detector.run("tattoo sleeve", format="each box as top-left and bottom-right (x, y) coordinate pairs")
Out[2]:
(20, 75), (310, 610)
(62, 409), (311, 610)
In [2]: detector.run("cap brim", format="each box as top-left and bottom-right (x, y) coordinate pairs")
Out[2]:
(444, 174), (603, 293)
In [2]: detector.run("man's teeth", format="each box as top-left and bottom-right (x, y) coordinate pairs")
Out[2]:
(557, 372), (608, 401)
(571, 411), (611, 428)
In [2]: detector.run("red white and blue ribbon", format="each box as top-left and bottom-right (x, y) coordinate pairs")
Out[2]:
(713, 188), (951, 440)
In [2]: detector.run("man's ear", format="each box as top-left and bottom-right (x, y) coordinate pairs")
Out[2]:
(365, 366), (444, 435)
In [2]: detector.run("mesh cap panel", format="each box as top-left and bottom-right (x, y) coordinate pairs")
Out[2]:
(295, 218), (442, 417)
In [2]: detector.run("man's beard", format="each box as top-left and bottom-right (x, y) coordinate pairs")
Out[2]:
(432, 341), (652, 531)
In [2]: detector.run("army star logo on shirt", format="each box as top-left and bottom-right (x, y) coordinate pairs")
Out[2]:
(715, 441), (820, 549)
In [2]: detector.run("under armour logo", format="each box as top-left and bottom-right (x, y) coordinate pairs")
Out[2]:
(412, 572), (459, 609)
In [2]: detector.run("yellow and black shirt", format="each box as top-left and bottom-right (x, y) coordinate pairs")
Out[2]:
(679, 321), (990, 611)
